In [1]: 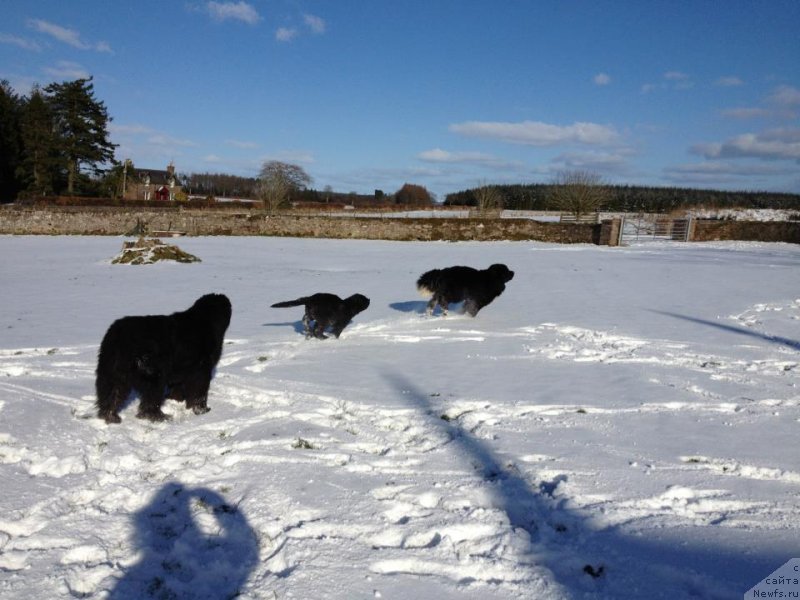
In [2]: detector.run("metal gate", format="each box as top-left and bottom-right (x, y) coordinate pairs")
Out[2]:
(619, 215), (691, 245)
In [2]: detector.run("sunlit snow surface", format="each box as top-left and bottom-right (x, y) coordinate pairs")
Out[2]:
(0, 236), (798, 599)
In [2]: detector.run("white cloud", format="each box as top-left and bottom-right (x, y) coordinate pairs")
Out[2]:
(109, 124), (155, 135)
(768, 85), (800, 107)
(547, 150), (636, 175)
(42, 61), (90, 80)
(259, 150), (315, 164)
(664, 71), (689, 81)
(663, 160), (792, 185)
(666, 161), (786, 177)
(0, 33), (41, 52)
(206, 1), (260, 24)
(715, 76), (744, 87)
(225, 139), (259, 149)
(276, 27), (298, 42)
(721, 107), (773, 120)
(147, 134), (197, 147)
(28, 19), (86, 48)
(721, 86), (800, 121)
(642, 71), (694, 94)
(449, 120), (620, 146)
(0, 74), (37, 96)
(27, 19), (111, 52)
(303, 14), (326, 34)
(593, 73), (611, 86)
(417, 148), (520, 169)
(691, 127), (800, 162)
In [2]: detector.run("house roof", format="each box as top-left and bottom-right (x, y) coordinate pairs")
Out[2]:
(132, 168), (178, 186)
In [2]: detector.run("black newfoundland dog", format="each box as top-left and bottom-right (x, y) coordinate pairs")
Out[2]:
(417, 264), (514, 316)
(271, 293), (370, 339)
(95, 293), (232, 424)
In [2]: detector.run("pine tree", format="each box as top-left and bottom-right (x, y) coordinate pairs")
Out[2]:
(44, 77), (116, 195)
(0, 80), (23, 202)
(20, 87), (62, 196)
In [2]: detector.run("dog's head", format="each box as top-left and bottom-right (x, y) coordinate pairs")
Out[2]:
(190, 294), (233, 330)
(345, 293), (371, 316)
(487, 264), (514, 283)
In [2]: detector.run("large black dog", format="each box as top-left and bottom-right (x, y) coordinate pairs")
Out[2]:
(417, 264), (514, 316)
(271, 293), (370, 339)
(95, 294), (232, 424)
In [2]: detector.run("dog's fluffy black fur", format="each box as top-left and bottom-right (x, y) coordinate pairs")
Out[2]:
(271, 293), (370, 339)
(417, 264), (514, 316)
(95, 294), (232, 424)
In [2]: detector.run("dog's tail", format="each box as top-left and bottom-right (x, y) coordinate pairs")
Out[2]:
(271, 297), (308, 308)
(416, 270), (440, 297)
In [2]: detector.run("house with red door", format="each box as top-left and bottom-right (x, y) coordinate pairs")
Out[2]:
(123, 162), (182, 201)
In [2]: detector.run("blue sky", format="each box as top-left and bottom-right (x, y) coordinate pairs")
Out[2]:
(2, 1), (799, 198)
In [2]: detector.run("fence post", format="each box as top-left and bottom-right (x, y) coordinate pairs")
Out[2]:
(599, 218), (622, 246)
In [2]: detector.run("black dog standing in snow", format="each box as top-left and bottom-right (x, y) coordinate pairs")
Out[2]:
(95, 293), (232, 424)
(417, 264), (515, 316)
(271, 293), (370, 339)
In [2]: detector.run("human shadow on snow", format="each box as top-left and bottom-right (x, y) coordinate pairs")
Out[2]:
(108, 482), (259, 600)
(383, 372), (791, 599)
(652, 310), (800, 351)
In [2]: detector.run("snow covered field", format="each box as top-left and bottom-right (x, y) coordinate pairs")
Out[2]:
(0, 235), (798, 599)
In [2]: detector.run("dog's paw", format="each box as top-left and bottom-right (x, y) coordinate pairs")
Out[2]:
(136, 409), (172, 422)
(192, 405), (211, 415)
(100, 411), (122, 424)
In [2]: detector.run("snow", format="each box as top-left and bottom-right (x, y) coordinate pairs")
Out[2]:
(685, 209), (799, 222)
(0, 235), (798, 599)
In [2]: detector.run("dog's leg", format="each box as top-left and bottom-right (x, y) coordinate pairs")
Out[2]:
(183, 370), (212, 415)
(313, 322), (328, 339)
(331, 321), (346, 338)
(425, 296), (437, 316)
(136, 379), (171, 422)
(96, 375), (127, 423)
(302, 313), (313, 339)
(437, 295), (449, 316)
(464, 298), (480, 317)
(166, 382), (186, 402)
(97, 385), (126, 424)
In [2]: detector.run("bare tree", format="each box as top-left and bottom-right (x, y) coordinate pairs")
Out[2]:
(473, 181), (503, 213)
(550, 170), (609, 221)
(257, 161), (312, 213)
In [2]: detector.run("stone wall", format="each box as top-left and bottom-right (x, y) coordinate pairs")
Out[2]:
(3, 207), (796, 244)
(0, 207), (599, 243)
(692, 219), (800, 244)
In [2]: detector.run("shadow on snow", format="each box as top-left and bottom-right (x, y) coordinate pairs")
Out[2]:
(389, 300), (428, 314)
(108, 482), (259, 600)
(382, 372), (790, 599)
(261, 320), (306, 335)
(653, 310), (800, 351)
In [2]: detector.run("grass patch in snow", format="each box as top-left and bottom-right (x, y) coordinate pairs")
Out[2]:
(111, 237), (201, 265)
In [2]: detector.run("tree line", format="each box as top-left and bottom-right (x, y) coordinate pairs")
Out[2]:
(4, 77), (795, 211)
(0, 77), (439, 207)
(1, 77), (116, 202)
(445, 182), (800, 212)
